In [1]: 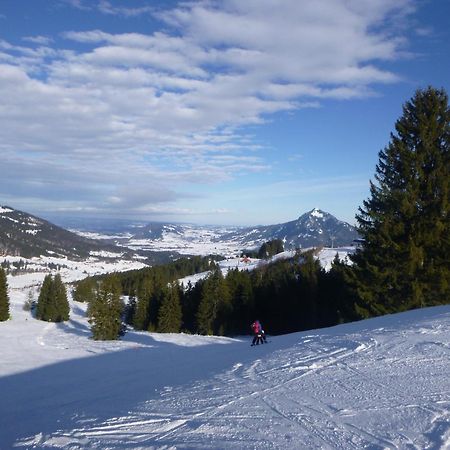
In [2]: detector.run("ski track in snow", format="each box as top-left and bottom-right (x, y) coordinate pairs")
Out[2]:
(1, 279), (449, 449)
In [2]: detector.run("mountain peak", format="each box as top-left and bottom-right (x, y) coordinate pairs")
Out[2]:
(298, 208), (328, 221)
(309, 207), (324, 219)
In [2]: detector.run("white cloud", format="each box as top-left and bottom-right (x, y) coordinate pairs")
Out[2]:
(23, 35), (54, 46)
(1, 0), (418, 220)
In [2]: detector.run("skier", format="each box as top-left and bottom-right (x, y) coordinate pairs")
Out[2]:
(251, 319), (267, 346)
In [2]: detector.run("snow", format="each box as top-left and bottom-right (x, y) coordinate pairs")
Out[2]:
(89, 250), (125, 258)
(178, 256), (264, 288)
(25, 229), (40, 235)
(316, 246), (355, 271)
(1, 273), (449, 449)
(2, 255), (148, 289)
(0, 207), (14, 214)
(311, 208), (324, 219)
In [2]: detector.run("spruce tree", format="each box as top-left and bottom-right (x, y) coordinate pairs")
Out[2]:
(297, 252), (321, 329)
(133, 276), (153, 330)
(36, 274), (70, 322)
(351, 87), (450, 316)
(53, 274), (70, 322)
(36, 274), (54, 321)
(0, 267), (10, 321)
(73, 277), (96, 303)
(197, 268), (232, 335)
(89, 274), (124, 340)
(157, 283), (182, 333)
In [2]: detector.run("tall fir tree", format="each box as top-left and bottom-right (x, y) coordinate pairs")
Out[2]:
(53, 274), (70, 322)
(297, 252), (322, 330)
(88, 274), (124, 340)
(197, 268), (232, 335)
(157, 283), (182, 333)
(351, 87), (450, 317)
(36, 274), (53, 320)
(226, 269), (254, 334)
(133, 276), (153, 330)
(0, 267), (10, 321)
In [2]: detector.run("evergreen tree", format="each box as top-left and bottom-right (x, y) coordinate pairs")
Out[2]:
(53, 274), (70, 322)
(182, 280), (203, 333)
(197, 268), (232, 335)
(0, 267), (10, 321)
(157, 283), (182, 333)
(73, 277), (96, 303)
(319, 255), (358, 327)
(133, 276), (153, 330)
(88, 274), (124, 340)
(35, 274), (69, 322)
(226, 269), (254, 334)
(36, 274), (53, 321)
(297, 252), (322, 329)
(351, 87), (450, 316)
(258, 239), (284, 259)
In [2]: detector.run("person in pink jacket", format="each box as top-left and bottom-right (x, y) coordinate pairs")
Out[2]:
(251, 319), (267, 345)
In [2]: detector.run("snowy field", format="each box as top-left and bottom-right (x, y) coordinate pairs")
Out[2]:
(75, 226), (245, 258)
(1, 272), (449, 449)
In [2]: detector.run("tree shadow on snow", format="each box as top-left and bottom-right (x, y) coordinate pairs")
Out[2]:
(0, 331), (274, 448)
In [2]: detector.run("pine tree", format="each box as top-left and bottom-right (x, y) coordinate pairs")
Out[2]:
(73, 277), (96, 303)
(36, 274), (70, 322)
(226, 269), (254, 334)
(0, 267), (10, 321)
(351, 87), (450, 316)
(133, 276), (153, 330)
(297, 252), (321, 329)
(89, 274), (124, 340)
(53, 274), (70, 322)
(197, 268), (231, 335)
(157, 283), (182, 333)
(36, 274), (54, 321)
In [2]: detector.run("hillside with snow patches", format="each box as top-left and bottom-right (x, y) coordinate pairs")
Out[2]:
(1, 267), (449, 449)
(0, 206), (130, 260)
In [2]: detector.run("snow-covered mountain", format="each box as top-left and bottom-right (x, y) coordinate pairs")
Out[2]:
(1, 272), (449, 449)
(74, 208), (359, 257)
(219, 208), (359, 250)
(0, 206), (125, 259)
(0, 205), (358, 262)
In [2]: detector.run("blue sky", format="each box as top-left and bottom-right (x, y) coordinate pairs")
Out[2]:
(1, 0), (449, 226)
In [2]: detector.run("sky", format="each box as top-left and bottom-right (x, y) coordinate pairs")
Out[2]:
(0, 0), (449, 226)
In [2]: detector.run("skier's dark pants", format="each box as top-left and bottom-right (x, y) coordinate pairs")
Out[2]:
(252, 334), (264, 345)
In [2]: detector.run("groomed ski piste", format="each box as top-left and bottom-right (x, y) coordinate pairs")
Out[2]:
(1, 272), (449, 449)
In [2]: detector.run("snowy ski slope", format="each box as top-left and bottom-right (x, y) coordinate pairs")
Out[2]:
(0, 273), (449, 449)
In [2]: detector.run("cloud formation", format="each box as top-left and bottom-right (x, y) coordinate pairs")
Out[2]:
(0, 0), (416, 220)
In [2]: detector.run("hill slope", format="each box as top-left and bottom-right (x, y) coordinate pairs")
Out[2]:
(0, 206), (124, 259)
(1, 274), (448, 449)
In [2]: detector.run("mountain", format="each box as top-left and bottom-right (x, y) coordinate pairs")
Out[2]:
(219, 208), (359, 249)
(65, 209), (358, 257)
(0, 206), (125, 259)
